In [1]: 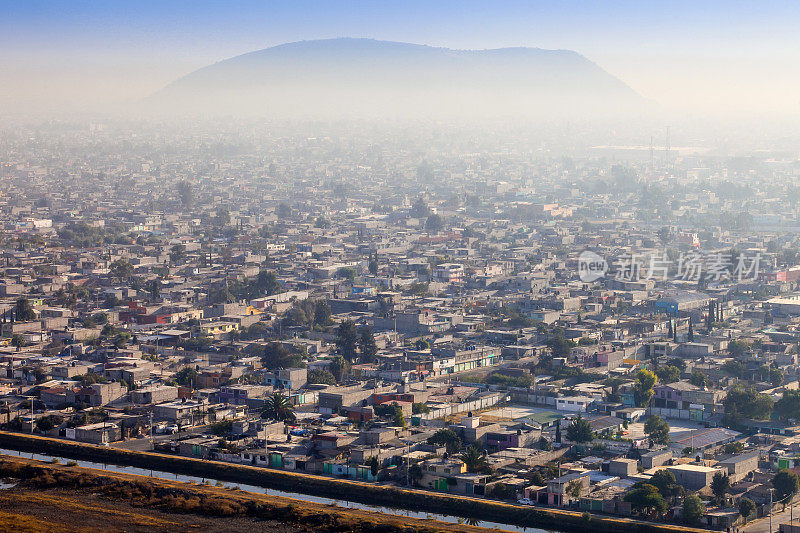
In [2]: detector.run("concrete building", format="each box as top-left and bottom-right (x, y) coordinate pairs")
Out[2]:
(265, 367), (308, 390)
(640, 449), (673, 470)
(716, 451), (759, 482)
(608, 458), (638, 478)
(74, 422), (120, 444)
(131, 385), (178, 405)
(153, 399), (207, 424)
(667, 464), (722, 490)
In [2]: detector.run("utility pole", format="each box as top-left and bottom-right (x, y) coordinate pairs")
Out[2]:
(406, 441), (410, 487)
(770, 488), (774, 533)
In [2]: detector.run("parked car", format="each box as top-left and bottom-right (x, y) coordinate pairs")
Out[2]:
(517, 498), (533, 506)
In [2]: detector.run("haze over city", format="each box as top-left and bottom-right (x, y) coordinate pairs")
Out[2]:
(4, 1), (800, 120)
(4, 3), (800, 533)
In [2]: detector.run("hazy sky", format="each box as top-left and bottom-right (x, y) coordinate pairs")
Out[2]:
(3, 0), (800, 116)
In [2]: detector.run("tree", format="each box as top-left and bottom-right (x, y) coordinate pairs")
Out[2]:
(176, 180), (194, 207)
(314, 300), (332, 327)
(11, 334), (26, 352)
(259, 343), (305, 371)
(427, 429), (462, 454)
(724, 383), (773, 424)
(410, 197), (430, 218)
(546, 330), (577, 357)
(213, 207), (230, 227)
(656, 365), (681, 384)
(606, 378), (623, 403)
(412, 402), (430, 414)
(624, 484), (668, 515)
(773, 469), (800, 506)
(707, 300), (715, 329)
(335, 320), (359, 362)
(722, 360), (744, 377)
(169, 244), (187, 264)
(566, 479), (584, 500)
(277, 203), (292, 218)
(109, 260), (135, 283)
(368, 455), (379, 478)
(254, 270), (281, 296)
(776, 389), (800, 420)
(649, 470), (683, 502)
(728, 340), (749, 357)
(689, 370), (708, 388)
(392, 407), (406, 428)
(682, 493), (706, 524)
(738, 497), (756, 523)
(425, 214), (444, 233)
(687, 318), (694, 342)
(113, 332), (131, 349)
(667, 358), (687, 372)
(415, 339), (430, 350)
(644, 415), (671, 445)
(405, 282), (429, 297)
(337, 267), (356, 283)
(173, 367), (198, 387)
(14, 298), (36, 321)
(459, 445), (489, 473)
(566, 414), (593, 443)
(210, 284), (236, 304)
(329, 355), (350, 383)
(37, 415), (55, 432)
(308, 369), (336, 385)
(368, 255), (379, 275)
(634, 369), (657, 407)
(408, 463), (424, 486)
(208, 420), (233, 436)
(723, 442), (745, 455)
(358, 325), (378, 363)
(76, 372), (106, 386)
(147, 279), (161, 300)
(283, 301), (312, 327)
(711, 472), (730, 504)
(261, 392), (295, 421)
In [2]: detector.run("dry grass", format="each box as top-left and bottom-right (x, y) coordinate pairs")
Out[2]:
(0, 455), (506, 533)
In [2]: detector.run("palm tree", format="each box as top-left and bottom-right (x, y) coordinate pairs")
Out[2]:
(10, 334), (24, 352)
(459, 444), (489, 473)
(261, 392), (295, 421)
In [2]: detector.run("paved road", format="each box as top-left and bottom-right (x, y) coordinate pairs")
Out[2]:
(743, 502), (800, 533)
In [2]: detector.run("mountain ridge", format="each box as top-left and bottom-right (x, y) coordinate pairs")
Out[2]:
(148, 38), (646, 118)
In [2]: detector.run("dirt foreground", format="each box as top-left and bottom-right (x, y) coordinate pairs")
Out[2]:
(0, 454), (510, 533)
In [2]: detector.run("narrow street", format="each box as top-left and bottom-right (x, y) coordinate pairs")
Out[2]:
(743, 502), (800, 533)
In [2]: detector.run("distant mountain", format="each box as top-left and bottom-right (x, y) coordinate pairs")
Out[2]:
(148, 38), (646, 118)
